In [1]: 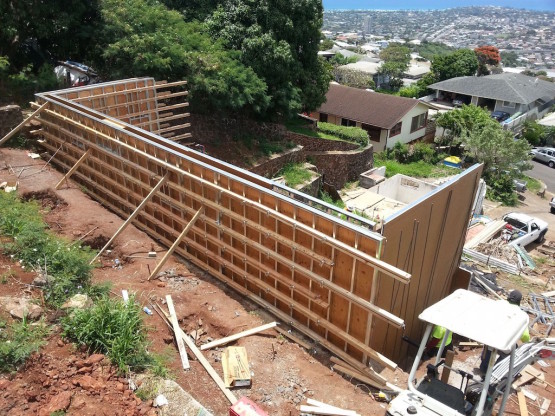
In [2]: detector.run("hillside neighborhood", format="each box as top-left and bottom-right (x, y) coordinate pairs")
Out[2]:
(0, 3), (554, 416)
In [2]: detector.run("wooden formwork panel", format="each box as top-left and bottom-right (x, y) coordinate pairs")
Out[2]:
(34, 79), (410, 370)
(371, 165), (483, 365)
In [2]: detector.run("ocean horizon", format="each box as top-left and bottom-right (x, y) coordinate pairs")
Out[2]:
(322, 0), (555, 12)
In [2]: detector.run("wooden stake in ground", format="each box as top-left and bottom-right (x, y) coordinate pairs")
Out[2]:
(55, 148), (91, 190)
(148, 207), (202, 280)
(0, 102), (49, 147)
(90, 172), (169, 264)
(165, 295), (190, 370)
(200, 322), (277, 351)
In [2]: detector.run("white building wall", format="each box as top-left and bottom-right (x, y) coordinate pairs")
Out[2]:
(386, 103), (430, 148)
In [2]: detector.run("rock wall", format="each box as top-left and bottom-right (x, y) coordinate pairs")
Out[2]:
(0, 105), (23, 138)
(190, 114), (373, 190)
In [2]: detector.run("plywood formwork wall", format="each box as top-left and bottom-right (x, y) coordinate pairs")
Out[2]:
(32, 78), (410, 371)
(371, 164), (483, 365)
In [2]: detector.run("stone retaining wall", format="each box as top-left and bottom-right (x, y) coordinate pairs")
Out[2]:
(190, 114), (372, 190)
(0, 105), (23, 138)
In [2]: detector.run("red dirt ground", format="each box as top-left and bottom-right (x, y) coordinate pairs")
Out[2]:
(1, 147), (553, 416)
(0, 148), (404, 415)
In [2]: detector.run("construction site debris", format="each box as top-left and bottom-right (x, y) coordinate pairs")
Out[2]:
(151, 302), (237, 404)
(201, 322), (277, 351)
(300, 400), (360, 416)
(275, 326), (312, 350)
(166, 295), (190, 370)
(222, 346), (251, 388)
(229, 397), (268, 416)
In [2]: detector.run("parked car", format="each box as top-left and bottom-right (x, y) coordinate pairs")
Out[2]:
(491, 111), (510, 122)
(502, 212), (548, 246)
(530, 147), (555, 168)
(550, 197), (555, 214)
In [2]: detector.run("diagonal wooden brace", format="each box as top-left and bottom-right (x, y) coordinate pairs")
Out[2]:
(90, 172), (169, 264)
(55, 149), (91, 190)
(0, 102), (49, 147)
(148, 208), (202, 280)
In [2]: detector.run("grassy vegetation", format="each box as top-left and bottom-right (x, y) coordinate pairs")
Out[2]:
(523, 176), (542, 194)
(0, 192), (95, 306)
(0, 317), (49, 372)
(62, 296), (152, 373)
(374, 159), (459, 178)
(320, 191), (345, 209)
(279, 163), (313, 187)
(284, 118), (345, 142)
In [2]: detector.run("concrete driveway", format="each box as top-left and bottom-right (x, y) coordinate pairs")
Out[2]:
(483, 188), (555, 244)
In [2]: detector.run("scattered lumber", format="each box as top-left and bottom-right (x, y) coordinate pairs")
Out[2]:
(300, 404), (359, 416)
(329, 356), (387, 385)
(306, 398), (360, 416)
(222, 346), (251, 388)
(200, 322), (277, 351)
(151, 302), (237, 404)
(540, 398), (551, 416)
(332, 363), (384, 390)
(166, 295), (190, 370)
(517, 390), (529, 416)
(275, 326), (311, 350)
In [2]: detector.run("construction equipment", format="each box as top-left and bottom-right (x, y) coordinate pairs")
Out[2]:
(386, 289), (555, 416)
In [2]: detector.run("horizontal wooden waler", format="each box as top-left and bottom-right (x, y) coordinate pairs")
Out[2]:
(24, 78), (411, 373)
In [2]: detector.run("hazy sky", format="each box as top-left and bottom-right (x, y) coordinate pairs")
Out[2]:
(322, 0), (555, 11)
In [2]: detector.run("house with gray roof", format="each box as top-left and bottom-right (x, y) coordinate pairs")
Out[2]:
(428, 73), (555, 128)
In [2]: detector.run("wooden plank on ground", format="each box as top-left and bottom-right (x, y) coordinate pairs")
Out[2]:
(540, 398), (551, 416)
(299, 405), (359, 416)
(222, 346), (251, 388)
(332, 364), (385, 390)
(517, 390), (529, 416)
(152, 302), (237, 404)
(165, 295), (190, 370)
(275, 326), (311, 350)
(201, 322), (277, 350)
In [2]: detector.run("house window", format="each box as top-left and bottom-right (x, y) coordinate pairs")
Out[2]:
(390, 122), (402, 137)
(410, 112), (427, 133)
(502, 101), (516, 108)
(319, 113), (328, 123)
(362, 123), (381, 142)
(341, 118), (357, 127)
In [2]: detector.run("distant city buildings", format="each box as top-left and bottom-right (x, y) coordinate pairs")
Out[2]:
(323, 7), (554, 70)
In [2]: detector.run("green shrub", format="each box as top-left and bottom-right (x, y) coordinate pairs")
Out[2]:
(410, 142), (436, 163)
(0, 317), (49, 372)
(317, 122), (369, 147)
(0, 193), (94, 306)
(486, 175), (518, 206)
(62, 296), (150, 373)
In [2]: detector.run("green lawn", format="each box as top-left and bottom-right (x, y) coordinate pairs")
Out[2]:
(374, 159), (460, 178)
(279, 163), (313, 187)
(284, 118), (345, 142)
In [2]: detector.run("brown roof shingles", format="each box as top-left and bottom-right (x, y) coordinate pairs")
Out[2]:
(318, 83), (423, 130)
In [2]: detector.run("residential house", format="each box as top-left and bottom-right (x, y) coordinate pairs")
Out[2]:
(428, 73), (555, 129)
(312, 83), (433, 152)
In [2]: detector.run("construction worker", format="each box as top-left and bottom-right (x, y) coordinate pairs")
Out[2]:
(424, 325), (453, 358)
(479, 290), (529, 374)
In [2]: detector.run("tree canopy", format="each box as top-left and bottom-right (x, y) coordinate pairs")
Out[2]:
(1, 0), (331, 118)
(377, 43), (410, 90)
(474, 45), (501, 76)
(430, 49), (478, 81)
(205, 0), (331, 117)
